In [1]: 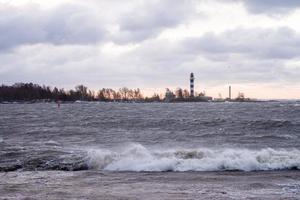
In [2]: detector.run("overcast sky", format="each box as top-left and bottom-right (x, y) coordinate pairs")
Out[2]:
(1, 0), (300, 99)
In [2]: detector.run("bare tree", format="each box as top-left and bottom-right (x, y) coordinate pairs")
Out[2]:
(133, 88), (143, 100)
(97, 89), (106, 101)
(175, 88), (183, 99)
(128, 89), (134, 100)
(75, 85), (88, 100)
(183, 89), (190, 98)
(119, 87), (129, 100)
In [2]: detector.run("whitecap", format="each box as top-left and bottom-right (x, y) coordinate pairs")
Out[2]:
(85, 144), (300, 172)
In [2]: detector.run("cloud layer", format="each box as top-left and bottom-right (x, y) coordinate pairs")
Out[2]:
(1, 0), (300, 98)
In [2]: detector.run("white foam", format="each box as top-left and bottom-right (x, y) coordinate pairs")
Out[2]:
(86, 144), (300, 172)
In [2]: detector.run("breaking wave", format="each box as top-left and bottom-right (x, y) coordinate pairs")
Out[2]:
(87, 144), (300, 172)
(2, 143), (300, 172)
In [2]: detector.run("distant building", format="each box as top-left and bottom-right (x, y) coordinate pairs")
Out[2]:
(189, 73), (213, 102)
(164, 73), (213, 102)
(190, 73), (194, 97)
(165, 88), (175, 102)
(195, 95), (213, 102)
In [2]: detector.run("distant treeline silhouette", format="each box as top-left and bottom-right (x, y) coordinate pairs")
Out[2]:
(0, 83), (156, 102)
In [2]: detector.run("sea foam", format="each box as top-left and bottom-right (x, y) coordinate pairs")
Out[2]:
(86, 143), (300, 172)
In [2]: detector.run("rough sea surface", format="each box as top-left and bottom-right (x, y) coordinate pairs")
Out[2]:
(1, 102), (300, 199)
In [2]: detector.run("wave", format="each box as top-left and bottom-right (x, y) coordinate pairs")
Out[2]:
(246, 120), (294, 128)
(86, 144), (300, 172)
(254, 134), (297, 140)
(1, 144), (300, 172)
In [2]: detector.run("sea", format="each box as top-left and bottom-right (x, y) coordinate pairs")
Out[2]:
(1, 101), (300, 199)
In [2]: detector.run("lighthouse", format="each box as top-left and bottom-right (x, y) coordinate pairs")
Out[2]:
(190, 73), (194, 97)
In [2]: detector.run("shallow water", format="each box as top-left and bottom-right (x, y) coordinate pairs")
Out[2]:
(1, 102), (300, 199)
(1, 171), (300, 199)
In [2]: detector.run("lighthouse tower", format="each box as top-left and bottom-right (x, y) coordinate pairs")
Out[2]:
(190, 73), (194, 97)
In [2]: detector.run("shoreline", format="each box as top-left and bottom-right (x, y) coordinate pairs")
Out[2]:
(0, 99), (284, 104)
(1, 170), (300, 199)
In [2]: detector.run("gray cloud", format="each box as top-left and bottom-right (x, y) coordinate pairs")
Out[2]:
(0, 0), (196, 50)
(171, 27), (300, 85)
(183, 27), (300, 60)
(1, 28), (300, 92)
(242, 0), (300, 14)
(114, 0), (194, 43)
(120, 27), (300, 86)
(0, 4), (106, 50)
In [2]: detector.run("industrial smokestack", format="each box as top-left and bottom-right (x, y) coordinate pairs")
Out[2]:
(190, 73), (194, 97)
(229, 86), (231, 100)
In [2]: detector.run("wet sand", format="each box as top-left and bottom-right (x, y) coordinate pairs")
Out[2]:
(1, 170), (300, 200)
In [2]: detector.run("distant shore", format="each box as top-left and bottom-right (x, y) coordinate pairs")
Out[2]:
(0, 99), (282, 104)
(1, 82), (298, 104)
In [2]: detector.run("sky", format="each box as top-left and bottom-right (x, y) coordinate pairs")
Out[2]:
(0, 0), (300, 99)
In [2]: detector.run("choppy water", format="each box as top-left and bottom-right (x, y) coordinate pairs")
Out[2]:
(1, 102), (300, 199)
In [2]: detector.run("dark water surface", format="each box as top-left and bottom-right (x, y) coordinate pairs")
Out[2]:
(1, 102), (300, 199)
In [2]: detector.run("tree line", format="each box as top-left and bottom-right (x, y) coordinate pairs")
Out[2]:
(0, 82), (161, 102)
(0, 82), (215, 103)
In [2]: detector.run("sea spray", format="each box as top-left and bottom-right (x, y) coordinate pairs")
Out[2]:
(86, 143), (300, 172)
